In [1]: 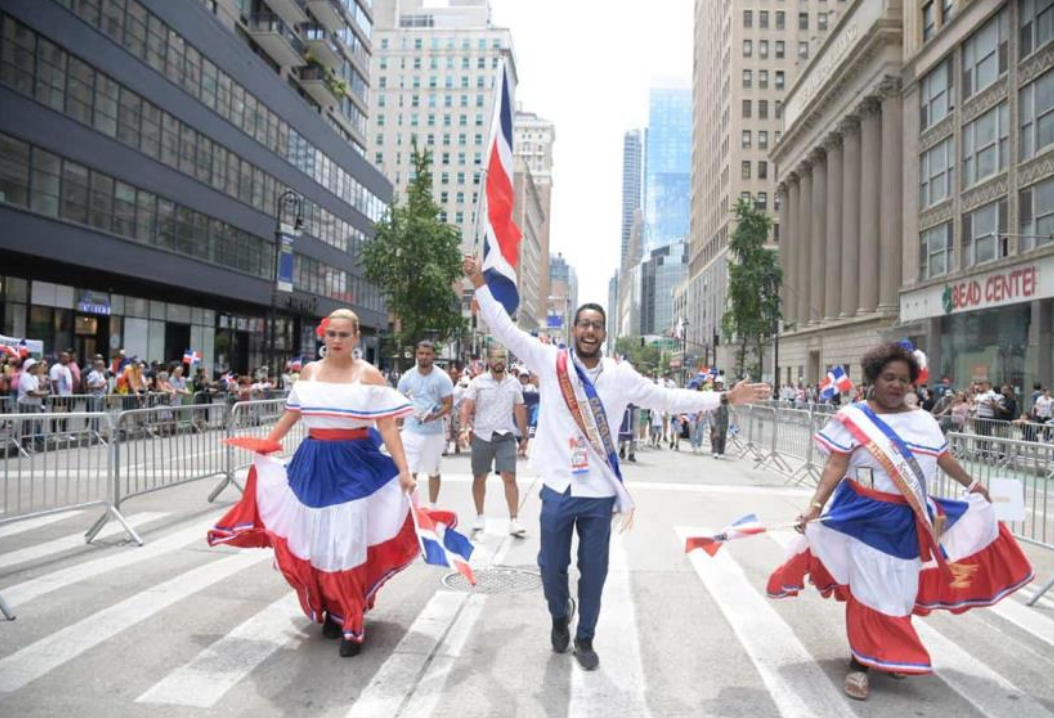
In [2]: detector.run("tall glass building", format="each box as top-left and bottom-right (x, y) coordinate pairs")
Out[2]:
(0, 0), (390, 373)
(644, 85), (691, 251)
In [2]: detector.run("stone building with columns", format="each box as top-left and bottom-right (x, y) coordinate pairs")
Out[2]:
(772, 0), (905, 387)
(899, 0), (1054, 397)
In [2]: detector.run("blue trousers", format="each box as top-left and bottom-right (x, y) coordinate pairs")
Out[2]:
(537, 485), (615, 641)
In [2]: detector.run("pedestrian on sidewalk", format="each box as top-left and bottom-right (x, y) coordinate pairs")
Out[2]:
(618, 404), (637, 462)
(649, 408), (664, 448)
(397, 341), (454, 509)
(208, 309), (419, 658)
(710, 382), (730, 458)
(463, 256), (771, 672)
(459, 346), (529, 537)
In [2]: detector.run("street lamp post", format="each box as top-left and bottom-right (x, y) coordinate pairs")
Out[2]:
(271, 189), (304, 379)
(681, 319), (690, 387)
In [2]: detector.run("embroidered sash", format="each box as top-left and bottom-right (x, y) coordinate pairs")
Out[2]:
(836, 402), (950, 576)
(555, 349), (633, 512)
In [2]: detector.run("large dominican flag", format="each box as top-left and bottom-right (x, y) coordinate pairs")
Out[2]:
(479, 63), (521, 316)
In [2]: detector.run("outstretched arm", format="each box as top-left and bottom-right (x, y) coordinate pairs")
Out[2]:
(624, 364), (771, 415)
(463, 255), (548, 373)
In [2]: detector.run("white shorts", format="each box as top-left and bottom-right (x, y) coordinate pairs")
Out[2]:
(401, 430), (446, 476)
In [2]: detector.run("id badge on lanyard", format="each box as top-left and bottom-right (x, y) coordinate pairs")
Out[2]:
(570, 436), (589, 475)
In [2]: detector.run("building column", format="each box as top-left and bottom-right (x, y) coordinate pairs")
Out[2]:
(857, 97), (882, 315)
(809, 148), (826, 325)
(797, 161), (813, 325)
(823, 133), (843, 321)
(839, 115), (861, 318)
(777, 181), (790, 322)
(879, 79), (903, 312)
(786, 175), (801, 326)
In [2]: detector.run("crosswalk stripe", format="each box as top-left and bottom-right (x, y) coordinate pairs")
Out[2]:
(134, 593), (304, 708)
(989, 596), (1054, 652)
(569, 536), (652, 718)
(347, 517), (516, 718)
(675, 526), (855, 718)
(2, 515), (220, 609)
(916, 622), (1054, 718)
(0, 512), (169, 572)
(0, 549), (271, 693)
(0, 510), (85, 539)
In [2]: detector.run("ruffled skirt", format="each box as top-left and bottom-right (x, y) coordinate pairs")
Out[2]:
(767, 480), (1033, 674)
(208, 432), (419, 642)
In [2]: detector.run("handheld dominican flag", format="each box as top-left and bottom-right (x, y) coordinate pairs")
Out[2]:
(685, 514), (767, 556)
(819, 376), (836, 401)
(183, 348), (202, 366)
(832, 365), (853, 393)
(289, 356), (303, 372)
(478, 62), (521, 316)
(411, 505), (476, 585)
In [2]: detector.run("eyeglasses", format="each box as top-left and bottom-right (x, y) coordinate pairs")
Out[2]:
(575, 320), (605, 331)
(325, 330), (354, 339)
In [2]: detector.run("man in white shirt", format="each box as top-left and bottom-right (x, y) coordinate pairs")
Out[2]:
(463, 257), (771, 671)
(397, 341), (455, 507)
(49, 351), (74, 436)
(459, 346), (528, 536)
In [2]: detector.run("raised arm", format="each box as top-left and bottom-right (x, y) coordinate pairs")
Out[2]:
(463, 256), (548, 373)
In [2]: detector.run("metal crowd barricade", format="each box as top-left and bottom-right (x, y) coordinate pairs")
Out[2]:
(104, 400), (231, 530)
(225, 399), (308, 490)
(0, 410), (141, 548)
(773, 408), (821, 486)
(934, 432), (1054, 605)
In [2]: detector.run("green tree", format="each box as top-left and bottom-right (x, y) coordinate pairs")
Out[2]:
(362, 145), (465, 365)
(615, 336), (663, 375)
(721, 197), (782, 378)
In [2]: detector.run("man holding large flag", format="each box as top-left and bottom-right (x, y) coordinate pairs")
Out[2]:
(463, 256), (772, 671)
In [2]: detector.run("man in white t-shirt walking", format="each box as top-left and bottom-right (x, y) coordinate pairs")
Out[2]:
(49, 351), (74, 436)
(459, 346), (528, 536)
(398, 341), (454, 507)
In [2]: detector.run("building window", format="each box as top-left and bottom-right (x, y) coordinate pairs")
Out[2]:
(776, 11), (785, 29)
(775, 100), (783, 118)
(919, 222), (954, 279)
(1019, 66), (1054, 159)
(759, 131), (769, 149)
(775, 40), (785, 58)
(742, 130), (752, 149)
(759, 70), (769, 89)
(799, 12), (809, 30)
(742, 69), (752, 88)
(919, 57), (955, 129)
(920, 136), (954, 207)
(818, 12), (828, 31)
(742, 160), (751, 179)
(743, 39), (752, 57)
(775, 71), (785, 90)
(1020, 0), (1054, 58)
(923, 2), (936, 41)
(798, 41), (809, 59)
(744, 9), (753, 27)
(1019, 175), (1054, 251)
(758, 99), (769, 119)
(961, 7), (1008, 100)
(759, 40), (769, 58)
(962, 101), (1009, 188)
(756, 192), (767, 211)
(742, 99), (752, 118)
(760, 10), (770, 28)
(962, 198), (1008, 266)
(943, 0), (956, 23)
(758, 161), (768, 179)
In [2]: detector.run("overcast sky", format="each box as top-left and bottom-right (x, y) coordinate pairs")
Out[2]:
(489, 0), (694, 311)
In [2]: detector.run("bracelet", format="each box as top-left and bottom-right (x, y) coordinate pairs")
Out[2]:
(966, 478), (980, 491)
(810, 501), (824, 510)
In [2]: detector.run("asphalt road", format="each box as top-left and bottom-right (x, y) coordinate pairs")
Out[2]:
(1, 439), (1053, 718)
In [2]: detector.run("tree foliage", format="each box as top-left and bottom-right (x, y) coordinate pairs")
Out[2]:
(720, 198), (782, 378)
(615, 336), (663, 376)
(362, 145), (466, 362)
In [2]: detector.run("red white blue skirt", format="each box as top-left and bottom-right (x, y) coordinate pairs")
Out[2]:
(768, 480), (1033, 674)
(208, 429), (419, 642)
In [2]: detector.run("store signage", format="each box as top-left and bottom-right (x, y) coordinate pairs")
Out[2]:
(547, 313), (563, 328)
(276, 222), (297, 293)
(77, 291), (111, 315)
(901, 255), (1053, 322)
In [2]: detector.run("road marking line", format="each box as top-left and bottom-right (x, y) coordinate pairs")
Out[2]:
(0, 510), (84, 539)
(347, 512), (516, 718)
(0, 550), (271, 693)
(568, 536), (652, 718)
(3, 515), (220, 608)
(988, 595), (1054, 652)
(676, 526), (855, 718)
(135, 593), (304, 708)
(0, 512), (169, 572)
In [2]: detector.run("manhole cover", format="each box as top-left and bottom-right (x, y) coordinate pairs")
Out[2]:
(442, 565), (543, 594)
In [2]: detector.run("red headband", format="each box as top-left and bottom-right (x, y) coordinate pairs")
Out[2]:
(315, 316), (330, 338)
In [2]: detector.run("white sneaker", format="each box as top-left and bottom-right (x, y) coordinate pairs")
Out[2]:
(472, 515), (487, 532)
(509, 518), (527, 537)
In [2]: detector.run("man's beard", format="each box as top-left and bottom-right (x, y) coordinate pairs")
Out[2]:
(574, 338), (601, 358)
(491, 363), (505, 374)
